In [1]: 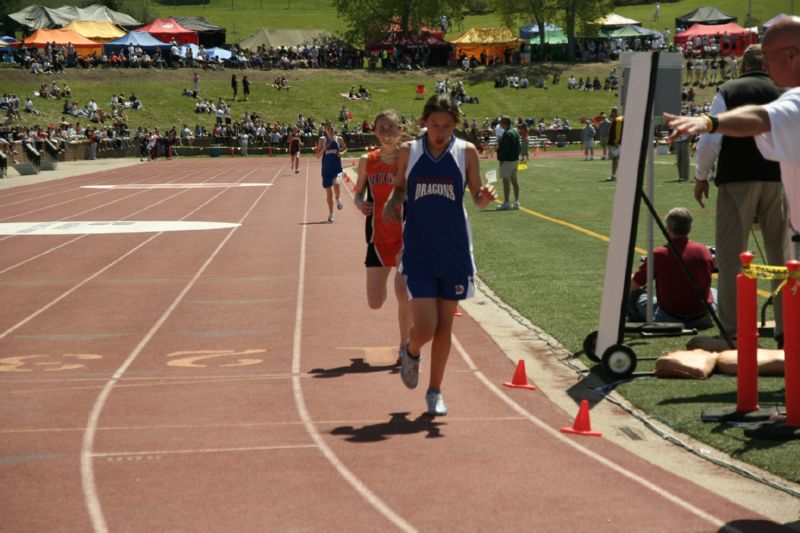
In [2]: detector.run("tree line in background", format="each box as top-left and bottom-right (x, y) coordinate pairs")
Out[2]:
(332, 0), (613, 61)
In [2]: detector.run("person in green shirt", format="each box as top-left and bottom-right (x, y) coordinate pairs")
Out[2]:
(496, 116), (521, 210)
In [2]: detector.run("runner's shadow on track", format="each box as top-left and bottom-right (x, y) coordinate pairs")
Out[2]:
(721, 519), (797, 532)
(309, 358), (398, 378)
(331, 412), (445, 442)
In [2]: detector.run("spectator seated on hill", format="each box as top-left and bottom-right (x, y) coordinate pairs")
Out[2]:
(566, 75), (577, 89)
(195, 99), (214, 113)
(273, 75), (289, 90)
(152, 51), (167, 69)
(519, 77), (529, 89)
(24, 97), (40, 116)
(494, 76), (507, 88)
(128, 94), (142, 110)
(358, 85), (371, 99)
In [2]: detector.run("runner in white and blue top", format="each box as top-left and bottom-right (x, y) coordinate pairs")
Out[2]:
(402, 132), (476, 284)
(314, 122), (348, 222)
(382, 94), (497, 416)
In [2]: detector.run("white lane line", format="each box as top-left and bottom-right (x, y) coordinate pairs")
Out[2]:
(291, 164), (416, 532)
(91, 444), (318, 457)
(80, 162), (276, 533)
(0, 164), (190, 221)
(82, 183), (273, 189)
(0, 164), (176, 209)
(451, 336), (736, 532)
(0, 167), (248, 340)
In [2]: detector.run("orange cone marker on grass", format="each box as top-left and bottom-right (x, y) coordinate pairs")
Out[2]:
(503, 359), (536, 390)
(560, 399), (602, 437)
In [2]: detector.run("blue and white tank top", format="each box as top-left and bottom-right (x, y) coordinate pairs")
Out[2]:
(401, 133), (475, 277)
(321, 136), (343, 176)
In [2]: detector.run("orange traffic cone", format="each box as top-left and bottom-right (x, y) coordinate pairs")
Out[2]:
(503, 359), (536, 390)
(454, 306), (463, 317)
(560, 400), (602, 437)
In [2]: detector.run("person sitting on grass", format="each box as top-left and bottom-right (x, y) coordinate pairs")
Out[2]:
(627, 207), (716, 329)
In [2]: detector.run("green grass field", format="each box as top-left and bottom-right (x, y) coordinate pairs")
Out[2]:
(4, 0), (799, 487)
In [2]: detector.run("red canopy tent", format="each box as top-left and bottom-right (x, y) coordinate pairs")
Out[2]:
(674, 22), (756, 56)
(135, 18), (198, 45)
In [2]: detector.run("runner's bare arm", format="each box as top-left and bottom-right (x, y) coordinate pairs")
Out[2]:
(464, 142), (497, 209)
(354, 155), (372, 215)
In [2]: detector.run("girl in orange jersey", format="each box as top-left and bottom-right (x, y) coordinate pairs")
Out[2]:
(353, 110), (412, 363)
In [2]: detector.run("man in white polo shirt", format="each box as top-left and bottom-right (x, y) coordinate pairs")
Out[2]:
(666, 17), (800, 261)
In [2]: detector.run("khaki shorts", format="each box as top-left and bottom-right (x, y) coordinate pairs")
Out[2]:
(499, 160), (518, 180)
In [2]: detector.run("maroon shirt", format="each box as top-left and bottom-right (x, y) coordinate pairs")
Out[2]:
(632, 236), (714, 318)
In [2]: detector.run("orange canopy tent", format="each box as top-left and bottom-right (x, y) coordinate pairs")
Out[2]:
(449, 27), (524, 64)
(23, 28), (102, 56)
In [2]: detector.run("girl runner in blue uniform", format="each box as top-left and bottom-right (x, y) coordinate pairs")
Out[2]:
(383, 95), (497, 415)
(314, 122), (347, 222)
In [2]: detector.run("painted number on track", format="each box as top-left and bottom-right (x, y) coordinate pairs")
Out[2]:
(0, 354), (102, 372)
(166, 349), (265, 368)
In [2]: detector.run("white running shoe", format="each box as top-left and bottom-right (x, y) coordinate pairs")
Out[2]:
(336, 198), (344, 210)
(426, 390), (447, 416)
(327, 213), (334, 223)
(496, 202), (511, 211)
(398, 342), (420, 389)
(512, 200), (520, 210)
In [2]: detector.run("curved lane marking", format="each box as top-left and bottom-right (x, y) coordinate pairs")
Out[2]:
(80, 164), (271, 533)
(290, 165), (415, 532)
(451, 335), (735, 531)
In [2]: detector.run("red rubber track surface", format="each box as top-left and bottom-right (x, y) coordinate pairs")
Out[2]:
(0, 158), (788, 532)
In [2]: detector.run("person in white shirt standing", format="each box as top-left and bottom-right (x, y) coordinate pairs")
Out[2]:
(666, 17), (800, 348)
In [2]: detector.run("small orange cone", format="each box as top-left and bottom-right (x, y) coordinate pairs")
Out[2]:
(503, 359), (536, 390)
(560, 400), (602, 437)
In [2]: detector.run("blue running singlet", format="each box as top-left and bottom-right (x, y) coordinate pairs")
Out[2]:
(401, 133), (476, 278)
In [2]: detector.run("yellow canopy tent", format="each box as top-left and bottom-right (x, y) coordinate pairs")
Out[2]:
(62, 20), (125, 43)
(449, 27), (524, 64)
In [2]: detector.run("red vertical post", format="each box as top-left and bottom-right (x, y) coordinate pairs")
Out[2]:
(783, 260), (800, 427)
(737, 251), (759, 413)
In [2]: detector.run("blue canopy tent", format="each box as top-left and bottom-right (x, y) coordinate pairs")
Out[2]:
(179, 43), (200, 58)
(103, 31), (171, 54)
(519, 23), (561, 40)
(206, 47), (231, 60)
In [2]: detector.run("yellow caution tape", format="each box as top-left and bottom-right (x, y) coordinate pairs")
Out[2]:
(742, 263), (800, 281)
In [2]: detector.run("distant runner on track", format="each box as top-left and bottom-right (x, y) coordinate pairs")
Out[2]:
(314, 121), (347, 223)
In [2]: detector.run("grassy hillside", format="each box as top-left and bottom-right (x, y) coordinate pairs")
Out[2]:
(0, 60), (721, 135)
(143, 0), (795, 45)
